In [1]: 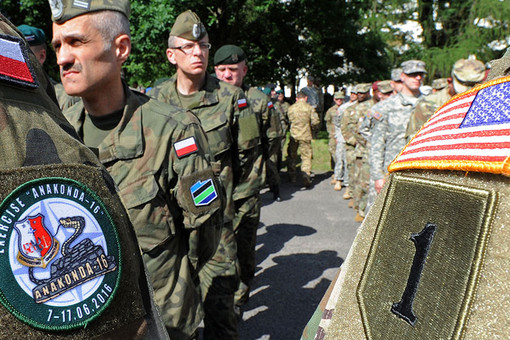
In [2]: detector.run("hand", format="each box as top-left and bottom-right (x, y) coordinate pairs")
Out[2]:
(375, 178), (385, 193)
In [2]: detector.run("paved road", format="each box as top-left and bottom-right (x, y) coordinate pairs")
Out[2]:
(238, 171), (360, 339)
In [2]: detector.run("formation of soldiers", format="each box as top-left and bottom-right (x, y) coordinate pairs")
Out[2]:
(324, 58), (487, 223)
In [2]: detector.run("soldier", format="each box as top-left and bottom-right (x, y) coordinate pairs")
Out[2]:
(274, 89), (290, 170)
(302, 55), (510, 339)
(213, 44), (282, 310)
(341, 83), (373, 222)
(49, 2), (224, 339)
(150, 10), (262, 339)
(0, 12), (167, 338)
(406, 58), (486, 140)
(370, 60), (427, 195)
(287, 90), (321, 187)
(431, 78), (448, 93)
(390, 67), (404, 95)
(325, 90), (345, 187)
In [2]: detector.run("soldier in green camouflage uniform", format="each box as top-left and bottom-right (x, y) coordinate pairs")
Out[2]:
(341, 83), (373, 222)
(406, 59), (486, 141)
(213, 44), (283, 308)
(50, 3), (224, 339)
(287, 91), (321, 187)
(335, 91), (357, 197)
(370, 60), (426, 195)
(325, 91), (344, 180)
(0, 13), (168, 339)
(149, 11), (262, 339)
(274, 90), (290, 170)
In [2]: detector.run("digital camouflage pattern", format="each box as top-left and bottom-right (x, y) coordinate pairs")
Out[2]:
(0, 14), (166, 339)
(369, 92), (422, 182)
(63, 83), (223, 339)
(406, 87), (451, 141)
(325, 104), (340, 163)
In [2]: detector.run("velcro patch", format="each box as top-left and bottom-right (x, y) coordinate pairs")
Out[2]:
(238, 98), (248, 109)
(174, 136), (198, 158)
(0, 34), (38, 89)
(0, 177), (121, 331)
(190, 179), (218, 206)
(389, 76), (510, 176)
(268, 101), (274, 109)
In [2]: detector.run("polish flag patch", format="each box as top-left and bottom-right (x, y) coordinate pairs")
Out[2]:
(174, 137), (198, 158)
(0, 34), (38, 88)
(238, 98), (248, 109)
(268, 101), (274, 109)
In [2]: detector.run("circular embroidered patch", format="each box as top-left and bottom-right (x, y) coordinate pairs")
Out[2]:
(0, 177), (121, 331)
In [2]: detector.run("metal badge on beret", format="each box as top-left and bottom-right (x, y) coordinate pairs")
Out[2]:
(48, 0), (130, 24)
(170, 10), (207, 41)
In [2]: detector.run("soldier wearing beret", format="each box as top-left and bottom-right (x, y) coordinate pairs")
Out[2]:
(213, 44), (283, 311)
(150, 10), (263, 339)
(0, 12), (168, 338)
(406, 58), (486, 141)
(17, 24), (48, 66)
(370, 60), (426, 195)
(49, 2), (224, 339)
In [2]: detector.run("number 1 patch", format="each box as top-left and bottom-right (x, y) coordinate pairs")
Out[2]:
(357, 174), (495, 339)
(0, 178), (121, 331)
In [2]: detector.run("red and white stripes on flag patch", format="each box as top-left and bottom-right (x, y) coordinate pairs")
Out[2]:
(0, 35), (37, 88)
(238, 98), (248, 109)
(389, 76), (510, 176)
(174, 137), (198, 158)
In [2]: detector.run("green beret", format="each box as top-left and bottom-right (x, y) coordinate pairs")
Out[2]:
(17, 25), (46, 46)
(48, 0), (130, 24)
(276, 89), (284, 95)
(170, 10), (207, 41)
(214, 45), (247, 66)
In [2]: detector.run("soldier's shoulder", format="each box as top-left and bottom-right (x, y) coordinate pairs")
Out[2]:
(136, 92), (199, 128)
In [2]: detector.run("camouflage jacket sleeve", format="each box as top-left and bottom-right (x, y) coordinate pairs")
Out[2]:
(370, 109), (389, 181)
(232, 88), (263, 201)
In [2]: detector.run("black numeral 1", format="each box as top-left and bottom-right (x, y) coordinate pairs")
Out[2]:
(391, 223), (436, 326)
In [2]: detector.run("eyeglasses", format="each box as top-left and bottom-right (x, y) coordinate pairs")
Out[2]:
(171, 42), (211, 55)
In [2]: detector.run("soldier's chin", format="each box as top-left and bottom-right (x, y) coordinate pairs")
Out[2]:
(62, 83), (84, 97)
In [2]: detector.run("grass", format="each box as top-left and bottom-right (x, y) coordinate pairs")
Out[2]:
(281, 130), (334, 174)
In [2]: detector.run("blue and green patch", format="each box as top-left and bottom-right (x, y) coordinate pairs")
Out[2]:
(190, 179), (217, 206)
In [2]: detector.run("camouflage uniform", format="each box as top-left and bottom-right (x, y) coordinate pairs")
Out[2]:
(334, 100), (356, 185)
(405, 87), (451, 141)
(64, 82), (223, 339)
(325, 104), (340, 164)
(0, 14), (167, 339)
(151, 72), (261, 339)
(287, 100), (321, 185)
(370, 92), (423, 183)
(274, 99), (290, 169)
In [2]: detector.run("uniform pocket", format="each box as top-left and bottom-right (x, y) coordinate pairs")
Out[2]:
(200, 111), (232, 157)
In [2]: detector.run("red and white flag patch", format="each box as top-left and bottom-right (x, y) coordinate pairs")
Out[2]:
(0, 35), (38, 88)
(238, 98), (248, 109)
(268, 101), (274, 109)
(174, 137), (198, 158)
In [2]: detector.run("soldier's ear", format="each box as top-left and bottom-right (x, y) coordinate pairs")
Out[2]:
(166, 48), (177, 65)
(114, 34), (131, 64)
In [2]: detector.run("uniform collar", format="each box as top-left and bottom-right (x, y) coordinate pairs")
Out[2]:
(169, 73), (221, 108)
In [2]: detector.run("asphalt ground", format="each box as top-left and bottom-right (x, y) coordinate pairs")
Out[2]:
(237, 170), (360, 339)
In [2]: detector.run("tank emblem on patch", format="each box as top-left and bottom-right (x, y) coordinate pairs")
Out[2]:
(190, 179), (218, 206)
(0, 34), (38, 89)
(0, 178), (121, 331)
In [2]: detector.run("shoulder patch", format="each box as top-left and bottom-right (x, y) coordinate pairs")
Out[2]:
(0, 177), (121, 331)
(0, 34), (38, 89)
(190, 179), (217, 206)
(238, 98), (248, 109)
(267, 101), (274, 109)
(373, 111), (382, 120)
(174, 136), (199, 158)
(389, 76), (510, 176)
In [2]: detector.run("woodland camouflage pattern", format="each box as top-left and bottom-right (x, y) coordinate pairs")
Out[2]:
(64, 83), (223, 339)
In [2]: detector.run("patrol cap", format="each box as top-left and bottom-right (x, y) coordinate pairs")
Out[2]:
(17, 24), (46, 46)
(214, 44), (247, 66)
(356, 83), (372, 93)
(48, 0), (130, 23)
(170, 10), (207, 41)
(451, 58), (486, 93)
(334, 90), (345, 99)
(377, 80), (393, 94)
(391, 68), (403, 82)
(401, 60), (427, 74)
(431, 78), (448, 90)
(351, 84), (359, 94)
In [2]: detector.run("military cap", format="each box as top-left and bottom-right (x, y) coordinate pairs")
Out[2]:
(276, 89), (284, 95)
(487, 47), (510, 81)
(170, 10), (207, 41)
(377, 80), (393, 94)
(451, 58), (486, 94)
(214, 44), (247, 66)
(351, 84), (359, 94)
(391, 68), (403, 82)
(431, 78), (448, 90)
(401, 60), (427, 74)
(17, 24), (46, 46)
(334, 90), (345, 99)
(262, 87), (272, 96)
(356, 83), (372, 93)
(48, 0), (130, 23)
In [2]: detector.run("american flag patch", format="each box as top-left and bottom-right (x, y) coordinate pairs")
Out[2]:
(174, 137), (198, 158)
(268, 101), (274, 109)
(238, 98), (248, 109)
(0, 35), (38, 88)
(389, 76), (510, 176)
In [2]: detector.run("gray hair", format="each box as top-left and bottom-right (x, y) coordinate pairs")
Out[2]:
(168, 35), (176, 49)
(89, 11), (131, 50)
